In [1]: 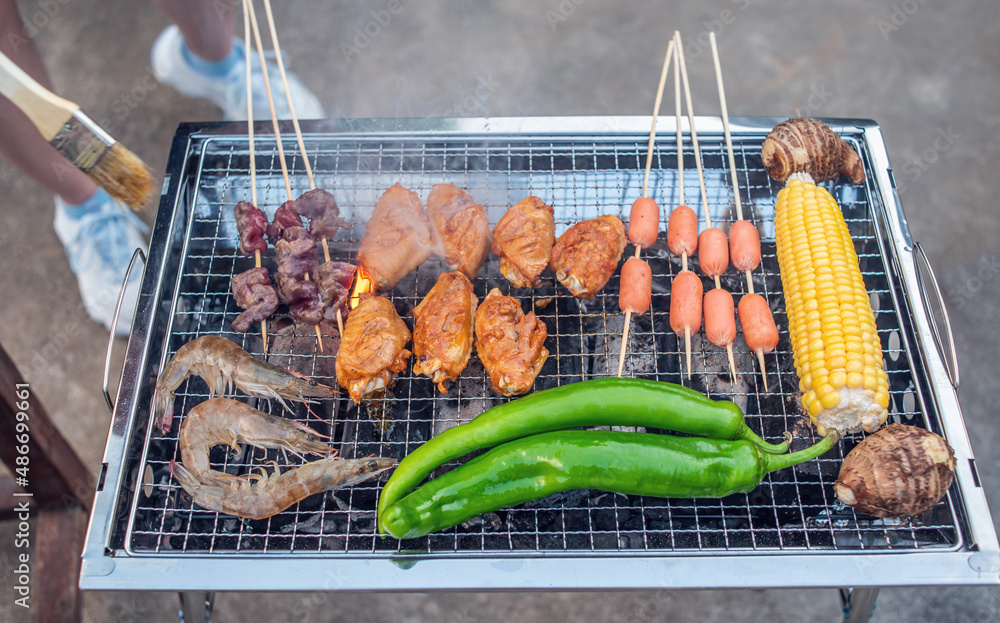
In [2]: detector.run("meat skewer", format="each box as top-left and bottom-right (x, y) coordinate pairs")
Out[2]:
(259, 0), (352, 338)
(704, 287), (737, 382)
(615, 38), (675, 377)
(245, 0), (324, 348)
(229, 2), (272, 350)
(711, 32), (774, 388)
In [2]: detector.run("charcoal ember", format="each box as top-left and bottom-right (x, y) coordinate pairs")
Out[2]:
(315, 261), (356, 324)
(460, 512), (502, 533)
(234, 201), (268, 256)
(266, 316), (339, 380)
(275, 226), (318, 279)
(362, 388), (396, 437)
(267, 201), (304, 246)
(523, 489), (590, 509)
(231, 267), (278, 332)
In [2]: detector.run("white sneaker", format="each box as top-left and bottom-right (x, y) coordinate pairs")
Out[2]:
(151, 25), (324, 121)
(54, 193), (149, 338)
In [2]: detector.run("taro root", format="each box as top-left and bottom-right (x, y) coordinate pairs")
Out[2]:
(761, 118), (865, 184)
(835, 424), (956, 518)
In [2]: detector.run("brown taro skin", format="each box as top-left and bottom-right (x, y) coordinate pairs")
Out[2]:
(835, 424), (956, 519)
(761, 118), (865, 185)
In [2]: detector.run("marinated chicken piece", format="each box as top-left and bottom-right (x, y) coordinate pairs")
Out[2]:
(356, 183), (434, 290)
(549, 214), (627, 299)
(233, 201), (268, 256)
(474, 289), (549, 396)
(267, 200), (303, 246)
(292, 189), (350, 240)
(336, 295), (412, 403)
(426, 183), (491, 280)
(491, 196), (555, 288)
(412, 272), (478, 393)
(314, 261), (356, 325)
(231, 267), (278, 332)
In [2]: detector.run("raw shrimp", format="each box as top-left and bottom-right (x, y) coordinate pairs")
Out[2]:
(153, 336), (336, 433)
(169, 456), (396, 520)
(178, 398), (334, 486)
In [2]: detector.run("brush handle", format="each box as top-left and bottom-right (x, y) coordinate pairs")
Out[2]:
(0, 50), (77, 141)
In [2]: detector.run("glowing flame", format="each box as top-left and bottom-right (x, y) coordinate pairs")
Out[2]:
(350, 268), (373, 309)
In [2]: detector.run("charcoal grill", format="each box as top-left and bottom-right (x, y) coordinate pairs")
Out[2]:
(82, 117), (998, 594)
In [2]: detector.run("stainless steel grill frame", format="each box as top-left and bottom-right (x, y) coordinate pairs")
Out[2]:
(81, 116), (999, 591)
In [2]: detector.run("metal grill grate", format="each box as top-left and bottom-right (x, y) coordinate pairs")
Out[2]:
(126, 130), (961, 557)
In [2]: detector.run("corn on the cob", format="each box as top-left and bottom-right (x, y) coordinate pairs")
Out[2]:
(774, 173), (889, 435)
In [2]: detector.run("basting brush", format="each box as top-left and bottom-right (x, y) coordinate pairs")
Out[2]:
(0, 50), (153, 210)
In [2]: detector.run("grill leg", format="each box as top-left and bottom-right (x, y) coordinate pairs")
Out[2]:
(178, 592), (214, 623)
(840, 587), (879, 623)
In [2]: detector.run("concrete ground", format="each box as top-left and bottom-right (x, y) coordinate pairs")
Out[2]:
(1, 0), (999, 621)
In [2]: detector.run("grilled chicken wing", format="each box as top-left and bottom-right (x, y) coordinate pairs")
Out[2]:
(474, 289), (548, 396)
(336, 295), (412, 403)
(357, 183), (434, 290)
(426, 183), (491, 280)
(491, 196), (555, 288)
(412, 272), (478, 393)
(549, 215), (627, 299)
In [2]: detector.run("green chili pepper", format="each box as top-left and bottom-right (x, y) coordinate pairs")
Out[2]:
(381, 430), (838, 540)
(377, 378), (788, 528)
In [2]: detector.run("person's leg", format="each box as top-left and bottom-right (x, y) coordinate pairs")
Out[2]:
(0, 0), (97, 204)
(150, 0), (235, 62)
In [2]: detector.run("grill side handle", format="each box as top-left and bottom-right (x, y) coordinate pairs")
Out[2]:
(103, 248), (146, 411)
(913, 241), (959, 389)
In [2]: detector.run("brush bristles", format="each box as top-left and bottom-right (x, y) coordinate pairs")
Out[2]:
(89, 143), (154, 210)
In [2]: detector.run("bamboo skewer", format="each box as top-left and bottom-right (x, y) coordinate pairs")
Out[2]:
(674, 43), (686, 273)
(260, 0), (344, 339)
(709, 32), (755, 295)
(245, 0), (323, 350)
(243, 1), (267, 353)
(615, 39), (675, 378)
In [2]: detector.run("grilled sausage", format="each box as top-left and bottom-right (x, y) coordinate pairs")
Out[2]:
(628, 197), (660, 249)
(729, 220), (761, 273)
(670, 270), (703, 335)
(697, 227), (729, 278)
(619, 257), (653, 315)
(738, 293), (778, 354)
(704, 287), (736, 348)
(667, 205), (698, 258)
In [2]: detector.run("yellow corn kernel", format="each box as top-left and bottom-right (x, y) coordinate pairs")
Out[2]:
(774, 177), (890, 432)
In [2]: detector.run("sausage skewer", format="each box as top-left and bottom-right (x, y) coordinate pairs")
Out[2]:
(615, 39), (675, 377)
(670, 270), (703, 379)
(261, 0), (346, 338)
(245, 0), (325, 349)
(711, 32), (775, 389)
(676, 31), (729, 290)
(243, 1), (266, 352)
(738, 293), (779, 391)
(666, 41), (696, 274)
(704, 288), (737, 382)
(710, 32), (762, 295)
